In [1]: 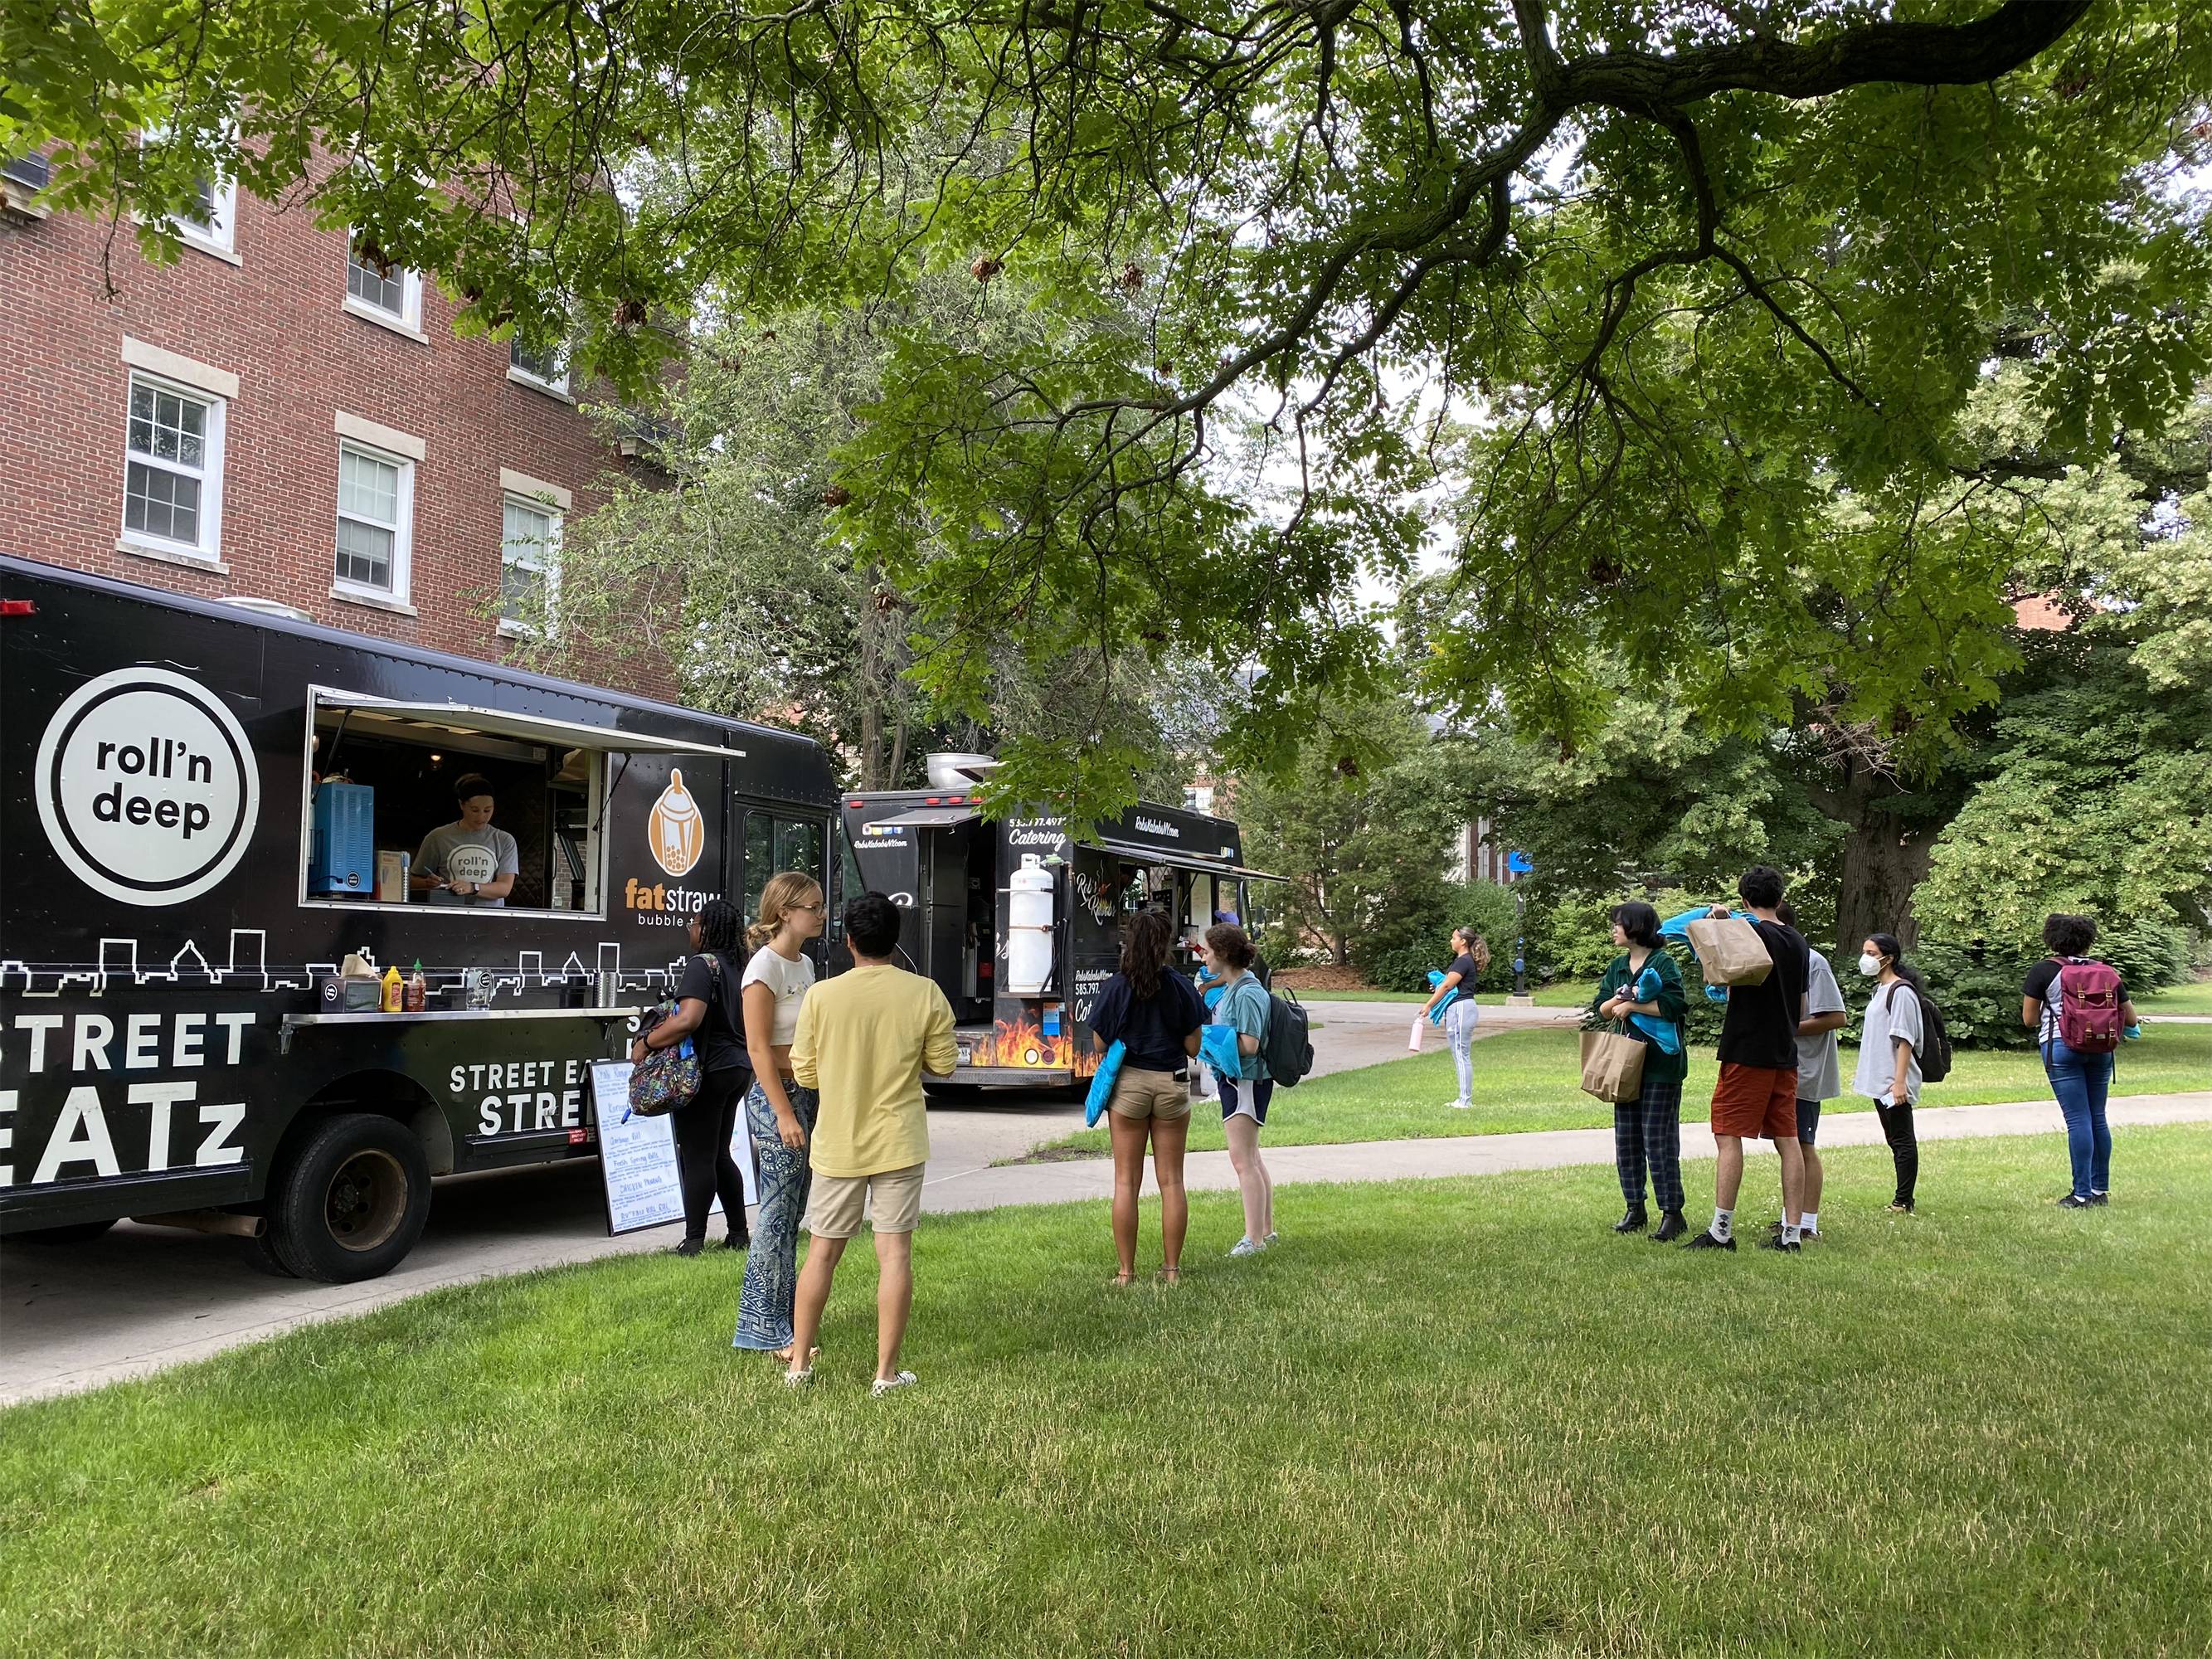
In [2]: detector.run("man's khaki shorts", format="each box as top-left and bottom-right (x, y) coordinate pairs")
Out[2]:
(807, 1163), (926, 1238)
(1109, 1066), (1192, 1122)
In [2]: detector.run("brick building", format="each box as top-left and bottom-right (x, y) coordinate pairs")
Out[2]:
(0, 155), (671, 699)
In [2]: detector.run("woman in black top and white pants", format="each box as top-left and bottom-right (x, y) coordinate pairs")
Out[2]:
(631, 897), (752, 1256)
(1420, 927), (1490, 1110)
(1090, 908), (1207, 1284)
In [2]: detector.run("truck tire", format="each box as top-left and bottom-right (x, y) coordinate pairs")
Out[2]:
(268, 1113), (431, 1283)
(237, 1229), (299, 1277)
(15, 1219), (119, 1243)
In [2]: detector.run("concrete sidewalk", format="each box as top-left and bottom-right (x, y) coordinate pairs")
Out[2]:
(926, 1092), (2212, 1212)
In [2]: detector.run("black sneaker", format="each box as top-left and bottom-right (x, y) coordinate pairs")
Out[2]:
(1613, 1205), (1649, 1234)
(2088, 1191), (2110, 1207)
(1680, 1230), (1736, 1252)
(1756, 1234), (1801, 1253)
(721, 1233), (751, 1252)
(1650, 1210), (1689, 1243)
(670, 1238), (706, 1257)
(2055, 1193), (2094, 1209)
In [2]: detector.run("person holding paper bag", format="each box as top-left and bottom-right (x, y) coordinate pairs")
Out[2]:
(1682, 866), (1811, 1254)
(1592, 902), (1689, 1240)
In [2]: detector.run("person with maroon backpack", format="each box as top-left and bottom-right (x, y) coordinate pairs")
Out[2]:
(2022, 913), (2139, 1209)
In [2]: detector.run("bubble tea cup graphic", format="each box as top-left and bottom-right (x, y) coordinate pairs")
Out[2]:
(649, 769), (705, 877)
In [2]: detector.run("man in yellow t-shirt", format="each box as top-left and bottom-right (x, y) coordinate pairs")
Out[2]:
(786, 891), (958, 1395)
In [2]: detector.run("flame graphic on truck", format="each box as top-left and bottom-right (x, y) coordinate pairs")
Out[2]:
(966, 1014), (1101, 1076)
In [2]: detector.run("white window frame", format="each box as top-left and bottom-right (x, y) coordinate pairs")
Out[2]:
(176, 172), (237, 258)
(343, 236), (425, 339)
(332, 440), (416, 609)
(498, 488), (564, 637)
(119, 370), (226, 567)
(508, 338), (571, 398)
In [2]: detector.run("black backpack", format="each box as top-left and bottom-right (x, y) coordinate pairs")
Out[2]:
(1890, 982), (1952, 1083)
(1260, 985), (1315, 1088)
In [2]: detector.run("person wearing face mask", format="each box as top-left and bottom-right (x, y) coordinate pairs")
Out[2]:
(1852, 932), (1927, 1214)
(1591, 902), (1689, 1239)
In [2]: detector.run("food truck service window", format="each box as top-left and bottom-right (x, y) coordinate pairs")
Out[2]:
(299, 688), (745, 917)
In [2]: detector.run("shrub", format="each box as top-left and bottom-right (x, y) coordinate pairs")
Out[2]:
(1353, 880), (1521, 992)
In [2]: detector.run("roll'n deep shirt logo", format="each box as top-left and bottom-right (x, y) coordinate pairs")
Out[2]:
(36, 667), (260, 906)
(648, 768), (704, 877)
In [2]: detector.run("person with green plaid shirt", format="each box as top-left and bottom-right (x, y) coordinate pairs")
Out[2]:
(1592, 902), (1690, 1241)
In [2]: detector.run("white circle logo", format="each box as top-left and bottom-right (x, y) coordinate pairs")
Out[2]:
(445, 843), (498, 885)
(35, 667), (261, 906)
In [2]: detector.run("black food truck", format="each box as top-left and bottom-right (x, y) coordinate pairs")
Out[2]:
(843, 758), (1277, 1089)
(0, 556), (847, 1280)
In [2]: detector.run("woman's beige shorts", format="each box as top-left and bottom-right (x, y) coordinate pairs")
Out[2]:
(807, 1163), (926, 1237)
(1109, 1066), (1192, 1122)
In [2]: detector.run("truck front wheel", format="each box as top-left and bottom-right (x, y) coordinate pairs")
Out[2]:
(269, 1114), (431, 1283)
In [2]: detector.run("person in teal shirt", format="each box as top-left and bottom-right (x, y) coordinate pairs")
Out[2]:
(1201, 922), (1274, 1258)
(1591, 902), (1690, 1241)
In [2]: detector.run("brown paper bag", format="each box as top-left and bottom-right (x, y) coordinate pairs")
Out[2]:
(1579, 1024), (1647, 1103)
(1684, 916), (1774, 986)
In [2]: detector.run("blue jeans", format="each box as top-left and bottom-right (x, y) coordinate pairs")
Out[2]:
(732, 1082), (817, 1351)
(2044, 1040), (2114, 1199)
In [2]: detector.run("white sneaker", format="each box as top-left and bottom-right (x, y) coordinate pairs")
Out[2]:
(872, 1370), (918, 1398)
(1228, 1237), (1265, 1258)
(1450, 1099), (1473, 1110)
(783, 1367), (814, 1389)
(1265, 1232), (1277, 1247)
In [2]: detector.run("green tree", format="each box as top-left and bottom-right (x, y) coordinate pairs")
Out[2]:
(15, 0), (2205, 819)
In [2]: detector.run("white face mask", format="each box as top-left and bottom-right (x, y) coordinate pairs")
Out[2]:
(1859, 953), (1883, 977)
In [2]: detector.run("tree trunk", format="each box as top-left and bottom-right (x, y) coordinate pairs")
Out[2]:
(1820, 761), (1935, 956)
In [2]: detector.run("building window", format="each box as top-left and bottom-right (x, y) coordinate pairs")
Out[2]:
(122, 373), (223, 557)
(345, 238), (421, 328)
(501, 495), (559, 626)
(508, 338), (569, 395)
(172, 171), (236, 255)
(334, 443), (412, 599)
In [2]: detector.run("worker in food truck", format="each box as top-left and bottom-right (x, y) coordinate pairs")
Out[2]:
(411, 772), (519, 907)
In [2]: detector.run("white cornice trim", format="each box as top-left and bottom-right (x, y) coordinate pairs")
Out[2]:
(498, 468), (572, 511)
(120, 336), (240, 400)
(334, 409), (427, 461)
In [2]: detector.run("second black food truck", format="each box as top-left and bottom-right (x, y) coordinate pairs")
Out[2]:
(0, 556), (846, 1280)
(843, 760), (1276, 1087)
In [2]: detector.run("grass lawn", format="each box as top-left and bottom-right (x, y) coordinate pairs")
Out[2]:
(1294, 980), (1597, 1007)
(1037, 1021), (2212, 1157)
(5, 1131), (2210, 1657)
(2137, 977), (2212, 1014)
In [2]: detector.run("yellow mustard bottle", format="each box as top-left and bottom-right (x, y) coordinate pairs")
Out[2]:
(381, 963), (404, 1013)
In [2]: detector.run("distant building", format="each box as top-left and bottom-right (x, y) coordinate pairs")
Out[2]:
(1448, 818), (1523, 886)
(0, 150), (671, 697)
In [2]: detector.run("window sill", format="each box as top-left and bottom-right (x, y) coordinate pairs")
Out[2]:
(507, 367), (574, 403)
(176, 230), (243, 267)
(118, 535), (229, 575)
(494, 618), (542, 640)
(329, 585), (419, 617)
(343, 298), (430, 343)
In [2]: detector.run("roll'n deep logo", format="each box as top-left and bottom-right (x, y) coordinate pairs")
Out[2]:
(648, 768), (703, 877)
(36, 667), (260, 905)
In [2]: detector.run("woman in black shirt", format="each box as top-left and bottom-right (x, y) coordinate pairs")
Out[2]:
(630, 897), (752, 1255)
(1089, 908), (1207, 1284)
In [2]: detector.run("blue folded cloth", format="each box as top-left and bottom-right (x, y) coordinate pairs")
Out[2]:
(1426, 969), (1461, 1026)
(1198, 1024), (1242, 1079)
(1084, 1040), (1128, 1128)
(1626, 963), (1682, 1055)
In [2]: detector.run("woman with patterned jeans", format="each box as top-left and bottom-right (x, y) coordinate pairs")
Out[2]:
(1592, 902), (1690, 1241)
(732, 871), (824, 1360)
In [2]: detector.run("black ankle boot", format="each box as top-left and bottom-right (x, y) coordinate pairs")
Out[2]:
(1613, 1204), (1649, 1234)
(1650, 1209), (1689, 1243)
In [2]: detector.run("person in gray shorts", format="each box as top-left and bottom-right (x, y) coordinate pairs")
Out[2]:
(1778, 901), (1847, 1241)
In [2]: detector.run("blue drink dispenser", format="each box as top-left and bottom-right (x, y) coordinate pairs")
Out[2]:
(309, 782), (375, 893)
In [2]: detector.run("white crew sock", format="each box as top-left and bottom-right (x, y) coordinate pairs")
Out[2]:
(1710, 1207), (1733, 1243)
(1782, 1222), (1801, 1245)
(1800, 1210), (1818, 1236)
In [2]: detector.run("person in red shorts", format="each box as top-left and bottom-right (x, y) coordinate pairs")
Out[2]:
(1684, 865), (1811, 1254)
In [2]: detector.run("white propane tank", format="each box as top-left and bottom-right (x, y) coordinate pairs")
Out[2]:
(1006, 854), (1056, 995)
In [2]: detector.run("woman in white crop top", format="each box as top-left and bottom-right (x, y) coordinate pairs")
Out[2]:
(733, 871), (824, 1360)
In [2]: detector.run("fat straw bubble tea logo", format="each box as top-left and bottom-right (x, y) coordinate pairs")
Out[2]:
(36, 667), (260, 905)
(649, 768), (705, 877)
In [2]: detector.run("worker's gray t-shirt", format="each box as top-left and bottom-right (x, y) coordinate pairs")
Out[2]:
(415, 822), (519, 907)
(1796, 948), (1846, 1101)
